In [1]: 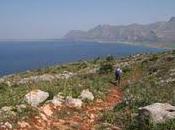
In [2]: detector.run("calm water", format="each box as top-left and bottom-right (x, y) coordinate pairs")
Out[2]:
(0, 40), (163, 76)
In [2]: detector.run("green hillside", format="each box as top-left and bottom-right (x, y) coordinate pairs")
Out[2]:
(0, 50), (175, 130)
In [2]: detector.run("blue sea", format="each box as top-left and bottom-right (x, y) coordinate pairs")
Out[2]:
(0, 40), (163, 76)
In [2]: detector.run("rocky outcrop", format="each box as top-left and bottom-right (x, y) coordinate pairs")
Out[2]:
(18, 74), (55, 84)
(139, 103), (175, 124)
(17, 71), (75, 85)
(24, 90), (49, 107)
(80, 89), (94, 101)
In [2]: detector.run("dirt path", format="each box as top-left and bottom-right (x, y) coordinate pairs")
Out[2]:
(60, 67), (142, 130)
(17, 67), (142, 130)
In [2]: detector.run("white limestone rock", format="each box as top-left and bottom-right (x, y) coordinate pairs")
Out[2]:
(139, 103), (175, 124)
(51, 94), (65, 106)
(24, 90), (49, 107)
(80, 89), (94, 101)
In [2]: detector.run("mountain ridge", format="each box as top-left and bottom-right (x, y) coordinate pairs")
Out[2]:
(64, 17), (175, 48)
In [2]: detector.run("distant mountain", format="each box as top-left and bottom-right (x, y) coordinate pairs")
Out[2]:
(64, 17), (175, 48)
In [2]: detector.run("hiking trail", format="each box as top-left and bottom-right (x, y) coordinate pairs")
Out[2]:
(17, 67), (142, 130)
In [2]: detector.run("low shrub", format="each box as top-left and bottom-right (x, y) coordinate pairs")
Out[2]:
(98, 63), (113, 74)
(106, 55), (115, 62)
(149, 55), (159, 62)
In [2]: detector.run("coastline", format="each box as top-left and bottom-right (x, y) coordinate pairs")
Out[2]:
(0, 38), (174, 49)
(0, 49), (165, 78)
(61, 39), (173, 49)
(0, 40), (166, 77)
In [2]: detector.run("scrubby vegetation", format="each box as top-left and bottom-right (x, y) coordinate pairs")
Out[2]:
(98, 50), (175, 130)
(0, 50), (175, 129)
(0, 56), (116, 128)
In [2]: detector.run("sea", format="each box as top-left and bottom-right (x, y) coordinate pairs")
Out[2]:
(0, 40), (164, 76)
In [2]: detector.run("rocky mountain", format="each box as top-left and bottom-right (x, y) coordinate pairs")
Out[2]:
(64, 17), (175, 47)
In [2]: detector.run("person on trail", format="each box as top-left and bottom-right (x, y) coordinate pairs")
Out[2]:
(115, 67), (122, 85)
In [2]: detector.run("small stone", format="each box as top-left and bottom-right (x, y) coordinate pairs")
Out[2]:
(1, 106), (13, 112)
(4, 122), (12, 129)
(16, 104), (27, 112)
(51, 94), (65, 106)
(80, 89), (94, 101)
(40, 113), (48, 121)
(18, 121), (30, 128)
(41, 104), (53, 116)
(65, 96), (83, 108)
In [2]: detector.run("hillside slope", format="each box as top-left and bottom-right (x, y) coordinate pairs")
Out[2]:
(0, 50), (175, 130)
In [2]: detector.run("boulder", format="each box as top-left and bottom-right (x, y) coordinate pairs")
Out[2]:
(24, 90), (49, 107)
(65, 96), (83, 108)
(139, 103), (175, 124)
(80, 89), (94, 101)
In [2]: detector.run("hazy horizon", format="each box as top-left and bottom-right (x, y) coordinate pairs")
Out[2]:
(0, 0), (175, 40)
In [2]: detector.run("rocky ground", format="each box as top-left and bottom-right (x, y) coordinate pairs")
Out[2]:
(0, 50), (175, 130)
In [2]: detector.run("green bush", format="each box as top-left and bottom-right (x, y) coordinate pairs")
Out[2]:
(106, 55), (115, 62)
(123, 66), (132, 74)
(149, 55), (159, 62)
(98, 63), (113, 74)
(101, 110), (117, 124)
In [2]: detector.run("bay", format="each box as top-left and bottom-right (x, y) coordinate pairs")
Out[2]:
(0, 40), (163, 76)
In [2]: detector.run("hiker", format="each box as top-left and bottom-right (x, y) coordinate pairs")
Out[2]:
(115, 67), (122, 85)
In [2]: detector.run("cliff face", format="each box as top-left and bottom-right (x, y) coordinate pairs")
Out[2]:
(64, 17), (175, 47)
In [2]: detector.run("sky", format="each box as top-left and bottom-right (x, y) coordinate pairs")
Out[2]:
(0, 0), (175, 40)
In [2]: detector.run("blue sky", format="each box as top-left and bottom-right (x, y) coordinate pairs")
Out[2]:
(0, 0), (175, 39)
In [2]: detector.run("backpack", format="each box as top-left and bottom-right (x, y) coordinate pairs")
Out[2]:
(115, 68), (122, 76)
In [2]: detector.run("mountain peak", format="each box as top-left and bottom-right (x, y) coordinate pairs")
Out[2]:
(168, 17), (175, 22)
(64, 17), (175, 44)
